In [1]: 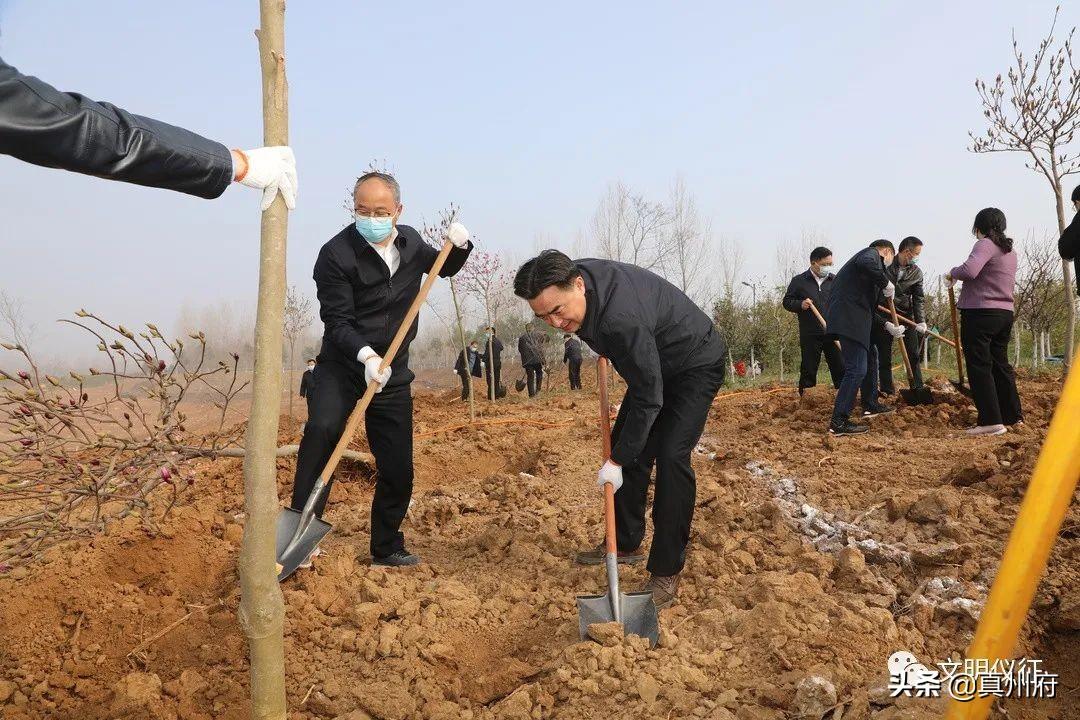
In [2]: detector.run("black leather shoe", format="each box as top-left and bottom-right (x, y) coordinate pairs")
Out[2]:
(829, 418), (870, 435)
(861, 403), (894, 418)
(372, 550), (420, 567)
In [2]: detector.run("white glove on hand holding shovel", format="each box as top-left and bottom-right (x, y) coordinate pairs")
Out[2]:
(882, 281), (896, 299)
(597, 460), (623, 492)
(362, 354), (392, 392)
(885, 321), (906, 338)
(915, 322), (928, 334)
(446, 222), (471, 249)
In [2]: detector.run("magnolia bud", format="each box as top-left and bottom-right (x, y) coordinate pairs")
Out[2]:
(69, 372), (84, 382)
(75, 309), (89, 317)
(0, 342), (15, 351)
(160, 467), (172, 481)
(19, 438), (32, 447)
(17, 371), (29, 380)
(158, 360), (166, 372)
(45, 375), (60, 387)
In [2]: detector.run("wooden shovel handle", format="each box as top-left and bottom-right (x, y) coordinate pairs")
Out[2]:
(948, 283), (966, 386)
(318, 241), (457, 485)
(887, 298), (916, 384)
(876, 305), (956, 347)
(807, 300), (842, 351)
(598, 357), (617, 555)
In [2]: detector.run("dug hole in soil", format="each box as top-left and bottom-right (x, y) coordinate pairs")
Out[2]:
(0, 365), (1077, 720)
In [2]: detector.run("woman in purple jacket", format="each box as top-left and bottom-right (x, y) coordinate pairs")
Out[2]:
(947, 208), (1023, 436)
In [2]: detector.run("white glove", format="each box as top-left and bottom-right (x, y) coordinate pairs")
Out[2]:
(363, 355), (391, 392)
(237, 147), (298, 211)
(597, 460), (623, 492)
(446, 222), (470, 249)
(915, 322), (928, 334)
(885, 321), (905, 338)
(882, 282), (895, 299)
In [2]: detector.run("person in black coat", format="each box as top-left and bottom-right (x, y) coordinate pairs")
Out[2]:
(518, 329), (548, 396)
(823, 240), (905, 435)
(871, 236), (927, 394)
(299, 358), (316, 398)
(563, 334), (584, 390)
(514, 250), (727, 609)
(480, 328), (507, 399)
(0, 56), (296, 209)
(1059, 185), (1080, 297)
(292, 172), (472, 568)
(782, 246), (843, 394)
(453, 341), (482, 400)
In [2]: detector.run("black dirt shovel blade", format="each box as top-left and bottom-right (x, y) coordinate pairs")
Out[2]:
(899, 387), (934, 406)
(950, 380), (973, 398)
(275, 507), (331, 582)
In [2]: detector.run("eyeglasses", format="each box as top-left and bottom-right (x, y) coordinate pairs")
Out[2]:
(353, 208), (395, 219)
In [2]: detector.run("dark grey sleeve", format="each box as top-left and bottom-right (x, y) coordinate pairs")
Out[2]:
(0, 56), (232, 198)
(601, 315), (663, 466)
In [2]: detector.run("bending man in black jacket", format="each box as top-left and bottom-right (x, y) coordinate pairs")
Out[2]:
(1059, 185), (1080, 297)
(782, 246), (844, 395)
(518, 329), (547, 397)
(871, 236), (927, 395)
(291, 172), (472, 567)
(514, 251), (727, 608)
(564, 334), (583, 390)
(0, 56), (296, 208)
(824, 240), (905, 435)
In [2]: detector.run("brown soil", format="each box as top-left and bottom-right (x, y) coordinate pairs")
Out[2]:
(0, 366), (1077, 720)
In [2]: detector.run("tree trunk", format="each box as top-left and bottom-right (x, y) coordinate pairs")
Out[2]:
(449, 280), (474, 422)
(238, 4), (288, 718)
(1054, 186), (1076, 370)
(778, 347), (784, 382)
(1033, 328), (1040, 369)
(287, 339), (294, 422)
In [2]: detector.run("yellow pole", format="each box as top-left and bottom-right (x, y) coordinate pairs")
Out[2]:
(945, 350), (1080, 720)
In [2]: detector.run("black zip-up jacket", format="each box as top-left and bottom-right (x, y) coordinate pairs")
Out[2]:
(824, 248), (891, 348)
(299, 369), (314, 397)
(314, 224), (472, 387)
(782, 270), (836, 337)
(480, 337), (503, 369)
(0, 56), (232, 198)
(518, 332), (547, 366)
(574, 258), (726, 467)
(873, 260), (926, 327)
(1059, 211), (1080, 297)
(563, 337), (583, 363)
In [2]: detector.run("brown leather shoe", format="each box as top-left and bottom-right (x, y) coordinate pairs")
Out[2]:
(574, 543), (644, 566)
(640, 572), (680, 609)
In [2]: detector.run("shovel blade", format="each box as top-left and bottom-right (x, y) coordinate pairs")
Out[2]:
(275, 507), (332, 582)
(576, 591), (659, 647)
(950, 380), (973, 398)
(899, 387), (934, 406)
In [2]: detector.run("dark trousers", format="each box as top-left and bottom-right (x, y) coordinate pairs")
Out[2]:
(485, 363), (503, 399)
(612, 359), (726, 576)
(798, 332), (844, 391)
(525, 364), (544, 396)
(457, 370), (471, 399)
(568, 360), (582, 389)
(291, 360), (413, 558)
(960, 309), (1023, 426)
(872, 322), (924, 394)
(832, 337), (879, 422)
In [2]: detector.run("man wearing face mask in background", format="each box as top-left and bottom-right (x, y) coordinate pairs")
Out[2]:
(782, 247), (844, 396)
(1058, 185), (1080, 296)
(300, 358), (316, 401)
(871, 236), (927, 396)
(290, 172), (472, 567)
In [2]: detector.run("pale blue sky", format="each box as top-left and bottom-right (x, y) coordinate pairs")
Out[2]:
(0, 1), (1075, 357)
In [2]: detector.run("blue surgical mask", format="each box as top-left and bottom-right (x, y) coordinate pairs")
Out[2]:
(814, 264), (832, 278)
(355, 216), (394, 244)
(909, 256), (920, 266)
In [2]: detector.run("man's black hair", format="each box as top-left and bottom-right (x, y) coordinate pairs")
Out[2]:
(1072, 184), (1080, 203)
(809, 246), (832, 263)
(869, 239), (896, 253)
(513, 250), (581, 300)
(898, 236), (923, 253)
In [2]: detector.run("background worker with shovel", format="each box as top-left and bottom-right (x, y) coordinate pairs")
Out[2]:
(824, 240), (904, 435)
(290, 172), (472, 567)
(871, 236), (929, 397)
(782, 246), (844, 395)
(513, 250), (727, 608)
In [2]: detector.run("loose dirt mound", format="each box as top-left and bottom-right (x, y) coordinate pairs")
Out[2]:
(0, 368), (1076, 719)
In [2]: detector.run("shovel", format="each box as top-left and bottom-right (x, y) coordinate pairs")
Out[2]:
(806, 301), (842, 351)
(576, 357), (659, 647)
(886, 298), (933, 405)
(875, 305), (956, 347)
(947, 283), (972, 398)
(276, 236), (463, 581)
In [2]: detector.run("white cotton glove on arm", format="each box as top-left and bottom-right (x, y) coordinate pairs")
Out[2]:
(597, 460), (623, 492)
(885, 321), (906, 338)
(882, 282), (895, 299)
(915, 322), (928, 334)
(446, 222), (470, 249)
(237, 146), (298, 211)
(362, 354), (392, 392)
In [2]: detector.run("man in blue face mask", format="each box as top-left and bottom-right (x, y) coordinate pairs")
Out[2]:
(290, 171), (472, 568)
(871, 236), (927, 396)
